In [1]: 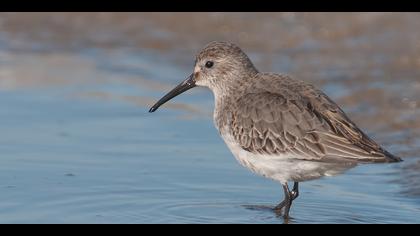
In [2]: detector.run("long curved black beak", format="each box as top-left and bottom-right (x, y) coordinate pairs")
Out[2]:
(149, 74), (196, 112)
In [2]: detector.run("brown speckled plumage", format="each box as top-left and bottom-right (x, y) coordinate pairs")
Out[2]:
(150, 41), (402, 218)
(196, 42), (401, 164)
(219, 72), (400, 163)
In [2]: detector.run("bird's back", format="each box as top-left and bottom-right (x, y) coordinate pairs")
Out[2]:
(216, 72), (401, 164)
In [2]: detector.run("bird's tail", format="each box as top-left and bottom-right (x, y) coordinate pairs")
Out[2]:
(379, 148), (403, 163)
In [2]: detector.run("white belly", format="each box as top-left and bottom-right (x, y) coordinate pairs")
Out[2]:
(220, 130), (352, 183)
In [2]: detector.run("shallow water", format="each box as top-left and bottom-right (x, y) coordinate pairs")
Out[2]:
(0, 13), (419, 223)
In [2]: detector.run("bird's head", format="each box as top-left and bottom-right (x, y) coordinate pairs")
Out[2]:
(149, 41), (257, 112)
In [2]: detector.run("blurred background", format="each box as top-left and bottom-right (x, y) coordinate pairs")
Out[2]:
(0, 12), (419, 223)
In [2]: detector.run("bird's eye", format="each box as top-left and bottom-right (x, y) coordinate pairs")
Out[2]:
(205, 61), (214, 68)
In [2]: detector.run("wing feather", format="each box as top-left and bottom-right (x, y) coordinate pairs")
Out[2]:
(228, 82), (400, 163)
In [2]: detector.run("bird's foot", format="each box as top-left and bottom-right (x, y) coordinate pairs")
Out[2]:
(274, 182), (299, 218)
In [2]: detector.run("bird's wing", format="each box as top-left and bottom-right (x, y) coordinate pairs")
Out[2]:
(229, 89), (399, 163)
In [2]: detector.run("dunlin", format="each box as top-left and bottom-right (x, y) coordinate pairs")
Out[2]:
(149, 41), (402, 218)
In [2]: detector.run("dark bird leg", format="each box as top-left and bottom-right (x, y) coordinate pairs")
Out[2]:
(292, 182), (299, 200)
(274, 182), (299, 218)
(284, 182), (299, 218)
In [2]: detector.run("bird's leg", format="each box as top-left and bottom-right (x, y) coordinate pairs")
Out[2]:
(283, 182), (299, 218)
(274, 182), (299, 218)
(291, 182), (299, 200)
(274, 183), (291, 212)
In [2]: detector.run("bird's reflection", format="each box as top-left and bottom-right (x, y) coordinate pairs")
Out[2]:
(241, 204), (296, 224)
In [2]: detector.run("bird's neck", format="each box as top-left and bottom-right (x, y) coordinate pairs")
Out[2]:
(212, 73), (258, 132)
(211, 70), (258, 100)
(212, 81), (247, 111)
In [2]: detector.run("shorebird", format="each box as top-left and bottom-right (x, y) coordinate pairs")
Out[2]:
(149, 41), (402, 218)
